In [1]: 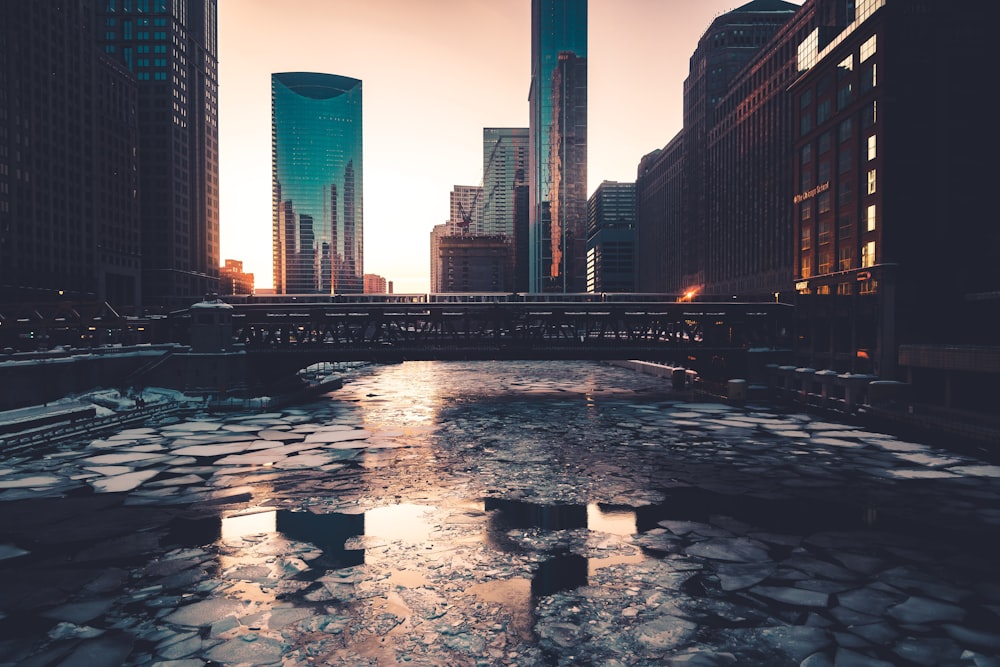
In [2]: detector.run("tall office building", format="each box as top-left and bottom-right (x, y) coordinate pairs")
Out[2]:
(97, 0), (220, 310)
(449, 185), (483, 236)
(272, 72), (363, 295)
(681, 0), (799, 292)
(790, 0), (1000, 379)
(2, 4), (140, 308)
(586, 181), (636, 294)
(482, 128), (529, 238)
(529, 0), (587, 293)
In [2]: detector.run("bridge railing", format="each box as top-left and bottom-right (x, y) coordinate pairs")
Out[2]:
(227, 300), (792, 352)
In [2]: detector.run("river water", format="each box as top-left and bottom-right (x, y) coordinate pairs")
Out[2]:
(1, 360), (999, 666)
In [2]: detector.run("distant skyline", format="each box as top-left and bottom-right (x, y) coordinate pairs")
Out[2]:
(218, 0), (801, 293)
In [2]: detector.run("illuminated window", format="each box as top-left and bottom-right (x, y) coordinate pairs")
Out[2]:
(801, 254), (812, 278)
(838, 55), (854, 77)
(867, 135), (876, 161)
(837, 282), (852, 295)
(801, 203), (813, 221)
(866, 204), (876, 231)
(862, 240), (876, 268)
(860, 34), (877, 62)
(819, 249), (833, 274)
(801, 226), (812, 250)
(867, 169), (877, 195)
(839, 246), (854, 270)
(818, 219), (831, 245)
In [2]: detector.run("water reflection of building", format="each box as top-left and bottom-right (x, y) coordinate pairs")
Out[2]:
(529, 0), (587, 293)
(272, 72), (363, 295)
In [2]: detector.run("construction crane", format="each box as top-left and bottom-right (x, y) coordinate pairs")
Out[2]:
(456, 137), (503, 232)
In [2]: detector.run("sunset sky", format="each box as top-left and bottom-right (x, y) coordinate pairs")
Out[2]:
(218, 0), (799, 293)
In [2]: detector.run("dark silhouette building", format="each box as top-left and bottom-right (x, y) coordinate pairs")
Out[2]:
(1, 3), (141, 308)
(636, 0), (800, 299)
(679, 0), (801, 295)
(789, 0), (1000, 383)
(635, 137), (684, 295)
(435, 236), (510, 293)
(586, 181), (636, 293)
(97, 0), (220, 310)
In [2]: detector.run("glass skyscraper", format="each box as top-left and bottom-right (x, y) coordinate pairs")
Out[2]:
(272, 72), (363, 294)
(529, 0), (587, 293)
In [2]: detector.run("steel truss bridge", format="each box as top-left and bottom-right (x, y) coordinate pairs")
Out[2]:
(228, 299), (793, 368)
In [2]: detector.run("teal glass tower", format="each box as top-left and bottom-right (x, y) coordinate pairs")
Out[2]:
(272, 72), (363, 294)
(529, 0), (587, 293)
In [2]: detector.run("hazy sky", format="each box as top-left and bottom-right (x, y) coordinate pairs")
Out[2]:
(218, 0), (792, 293)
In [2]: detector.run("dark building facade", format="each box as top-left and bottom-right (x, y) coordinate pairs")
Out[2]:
(436, 236), (509, 293)
(586, 181), (636, 293)
(1, 3), (141, 308)
(272, 72), (363, 295)
(706, 2), (816, 300)
(529, 0), (587, 293)
(635, 137), (684, 295)
(97, 0), (220, 310)
(789, 0), (1000, 380)
(680, 0), (800, 294)
(219, 259), (254, 296)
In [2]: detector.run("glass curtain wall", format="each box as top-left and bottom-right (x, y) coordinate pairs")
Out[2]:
(272, 72), (363, 294)
(529, 0), (587, 293)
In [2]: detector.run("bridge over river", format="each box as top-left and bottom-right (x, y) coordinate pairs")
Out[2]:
(222, 298), (792, 361)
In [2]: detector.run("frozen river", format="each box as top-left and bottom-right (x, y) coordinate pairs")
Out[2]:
(1, 360), (999, 666)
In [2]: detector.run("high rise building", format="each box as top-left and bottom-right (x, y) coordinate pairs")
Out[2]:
(635, 137), (684, 295)
(449, 185), (483, 236)
(482, 128), (529, 239)
(586, 181), (636, 294)
(680, 0), (800, 293)
(789, 0), (1000, 379)
(2, 4), (138, 308)
(435, 236), (510, 293)
(529, 0), (587, 293)
(705, 1), (813, 300)
(97, 0), (220, 310)
(272, 72), (363, 295)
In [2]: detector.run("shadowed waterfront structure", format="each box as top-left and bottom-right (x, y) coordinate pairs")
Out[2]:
(272, 72), (363, 295)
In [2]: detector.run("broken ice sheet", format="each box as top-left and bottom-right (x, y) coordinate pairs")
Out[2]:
(91, 469), (159, 493)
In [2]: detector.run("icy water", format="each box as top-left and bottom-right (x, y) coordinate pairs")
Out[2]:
(1, 361), (1000, 666)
